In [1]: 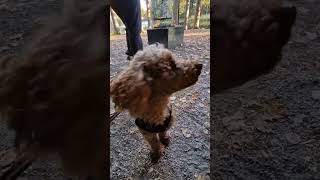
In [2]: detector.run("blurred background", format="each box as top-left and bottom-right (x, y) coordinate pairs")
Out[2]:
(110, 0), (210, 35)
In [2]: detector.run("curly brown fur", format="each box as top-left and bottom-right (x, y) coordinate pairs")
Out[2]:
(110, 44), (202, 162)
(0, 2), (108, 179)
(212, 0), (296, 93)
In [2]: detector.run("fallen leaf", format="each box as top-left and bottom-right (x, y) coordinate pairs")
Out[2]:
(9, 33), (23, 40)
(285, 132), (301, 144)
(253, 119), (272, 133)
(196, 175), (210, 180)
(9, 41), (19, 47)
(182, 128), (192, 138)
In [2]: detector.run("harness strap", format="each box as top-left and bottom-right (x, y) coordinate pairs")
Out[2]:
(135, 107), (172, 133)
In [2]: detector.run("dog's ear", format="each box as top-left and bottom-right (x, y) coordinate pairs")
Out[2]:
(110, 76), (151, 114)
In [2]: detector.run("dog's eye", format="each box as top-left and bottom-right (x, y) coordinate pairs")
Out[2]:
(144, 66), (161, 78)
(170, 62), (177, 70)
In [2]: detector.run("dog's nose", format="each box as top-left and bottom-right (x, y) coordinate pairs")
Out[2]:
(195, 63), (202, 75)
(195, 63), (203, 70)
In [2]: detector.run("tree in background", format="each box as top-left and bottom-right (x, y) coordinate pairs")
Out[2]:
(146, 0), (153, 28)
(160, 0), (170, 17)
(110, 9), (120, 34)
(188, 0), (195, 18)
(144, 0), (209, 30)
(201, 0), (209, 15)
(193, 0), (201, 29)
(184, 0), (191, 30)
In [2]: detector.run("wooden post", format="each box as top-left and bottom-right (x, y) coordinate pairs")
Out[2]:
(172, 0), (180, 26)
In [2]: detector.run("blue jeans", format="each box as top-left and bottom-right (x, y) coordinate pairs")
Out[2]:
(111, 0), (143, 56)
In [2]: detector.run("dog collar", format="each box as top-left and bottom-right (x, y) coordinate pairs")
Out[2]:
(135, 107), (172, 133)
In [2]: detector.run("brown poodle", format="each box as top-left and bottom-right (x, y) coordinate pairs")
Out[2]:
(0, 1), (108, 179)
(110, 44), (202, 163)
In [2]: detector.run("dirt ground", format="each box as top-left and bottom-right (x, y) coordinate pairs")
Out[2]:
(110, 30), (210, 179)
(212, 0), (320, 179)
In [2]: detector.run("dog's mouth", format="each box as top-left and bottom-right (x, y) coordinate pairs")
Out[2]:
(179, 62), (202, 88)
(186, 62), (202, 78)
(155, 61), (202, 94)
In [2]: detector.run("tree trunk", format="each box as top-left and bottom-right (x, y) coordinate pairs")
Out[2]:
(172, 0), (180, 26)
(188, 0), (194, 18)
(184, 0), (191, 30)
(160, 0), (170, 17)
(146, 0), (152, 28)
(151, 0), (157, 18)
(110, 9), (120, 34)
(193, 0), (202, 29)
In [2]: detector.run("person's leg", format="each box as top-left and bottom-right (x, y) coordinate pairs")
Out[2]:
(125, 28), (134, 60)
(126, 0), (143, 55)
(111, 0), (143, 56)
(128, 5), (143, 56)
(125, 28), (131, 55)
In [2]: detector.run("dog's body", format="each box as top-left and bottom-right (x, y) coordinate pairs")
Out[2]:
(111, 45), (202, 162)
(0, 2), (108, 179)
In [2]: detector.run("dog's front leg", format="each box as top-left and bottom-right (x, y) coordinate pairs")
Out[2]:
(159, 131), (170, 147)
(138, 129), (163, 163)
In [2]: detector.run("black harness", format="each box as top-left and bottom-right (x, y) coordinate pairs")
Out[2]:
(135, 107), (172, 133)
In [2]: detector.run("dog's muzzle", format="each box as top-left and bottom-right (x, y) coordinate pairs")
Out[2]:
(195, 63), (202, 76)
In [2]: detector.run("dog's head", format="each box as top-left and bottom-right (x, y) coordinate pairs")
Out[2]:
(132, 44), (203, 94)
(110, 44), (202, 113)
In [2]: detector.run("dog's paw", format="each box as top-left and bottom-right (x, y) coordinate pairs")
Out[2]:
(160, 136), (170, 147)
(150, 151), (161, 164)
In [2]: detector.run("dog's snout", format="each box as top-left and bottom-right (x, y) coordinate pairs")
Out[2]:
(195, 63), (202, 70)
(195, 63), (202, 75)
